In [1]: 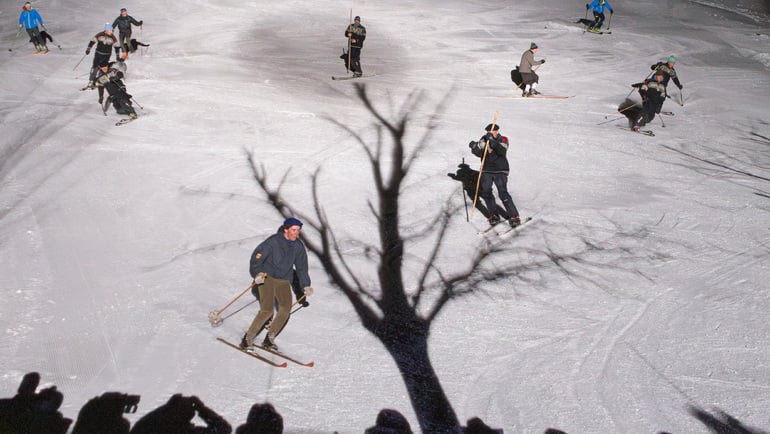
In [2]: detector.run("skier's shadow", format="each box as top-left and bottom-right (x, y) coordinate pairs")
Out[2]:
(447, 163), (491, 219)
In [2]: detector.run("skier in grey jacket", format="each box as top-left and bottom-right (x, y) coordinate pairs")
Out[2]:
(519, 42), (546, 97)
(241, 217), (312, 351)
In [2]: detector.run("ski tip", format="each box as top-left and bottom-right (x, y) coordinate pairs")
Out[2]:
(277, 362), (288, 368)
(305, 361), (315, 367)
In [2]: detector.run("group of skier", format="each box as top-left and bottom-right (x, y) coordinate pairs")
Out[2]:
(17, 2), (143, 121)
(83, 9), (144, 121)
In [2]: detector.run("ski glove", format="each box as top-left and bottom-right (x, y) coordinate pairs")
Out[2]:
(468, 140), (477, 148)
(585, 3), (589, 9)
(541, 59), (546, 64)
(98, 98), (103, 104)
(85, 48), (90, 55)
(677, 84), (683, 89)
(610, 10), (614, 14)
(297, 298), (309, 307)
(253, 272), (266, 285)
(138, 21), (143, 26)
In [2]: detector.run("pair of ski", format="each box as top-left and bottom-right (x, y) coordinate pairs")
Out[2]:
(332, 73), (376, 81)
(479, 216), (533, 237)
(498, 94), (573, 99)
(217, 337), (314, 368)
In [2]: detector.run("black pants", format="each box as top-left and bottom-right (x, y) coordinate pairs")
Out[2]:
(25, 27), (45, 48)
(591, 12), (606, 28)
(479, 172), (519, 220)
(117, 31), (131, 55)
(108, 92), (136, 116)
(89, 53), (112, 82)
(349, 47), (362, 73)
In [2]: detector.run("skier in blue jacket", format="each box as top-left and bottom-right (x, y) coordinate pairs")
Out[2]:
(18, 2), (48, 53)
(585, 0), (613, 33)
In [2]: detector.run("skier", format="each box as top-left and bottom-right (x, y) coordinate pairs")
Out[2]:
(519, 42), (545, 97)
(468, 124), (522, 228)
(85, 24), (120, 89)
(95, 61), (138, 120)
(651, 55), (683, 90)
(18, 2), (47, 54)
(585, 0), (614, 33)
(343, 15), (367, 77)
(631, 70), (666, 131)
(112, 8), (143, 60)
(241, 217), (312, 351)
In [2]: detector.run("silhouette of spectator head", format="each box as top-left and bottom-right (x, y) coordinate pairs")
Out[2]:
(544, 429), (568, 434)
(0, 372), (72, 434)
(130, 394), (230, 434)
(464, 416), (503, 434)
(364, 408), (413, 434)
(71, 392), (139, 434)
(235, 402), (283, 434)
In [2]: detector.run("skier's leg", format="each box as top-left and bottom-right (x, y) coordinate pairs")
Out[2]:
(479, 174), (501, 222)
(494, 174), (519, 219)
(265, 278), (292, 342)
(245, 281), (277, 343)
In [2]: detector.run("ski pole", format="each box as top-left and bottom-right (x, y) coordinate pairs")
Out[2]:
(678, 88), (685, 106)
(208, 280), (258, 326)
(597, 115), (626, 125)
(607, 11), (612, 30)
(460, 157), (470, 222)
(73, 53), (88, 71)
(470, 111), (498, 219)
(658, 113), (666, 128)
(346, 9), (352, 74)
(290, 287), (314, 309)
(130, 97), (143, 110)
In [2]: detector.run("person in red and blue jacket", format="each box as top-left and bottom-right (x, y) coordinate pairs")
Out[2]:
(18, 2), (48, 53)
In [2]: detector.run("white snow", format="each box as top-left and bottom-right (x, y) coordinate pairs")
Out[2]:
(1, 0), (769, 432)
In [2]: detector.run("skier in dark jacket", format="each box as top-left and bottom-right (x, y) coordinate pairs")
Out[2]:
(85, 24), (120, 89)
(241, 217), (312, 351)
(343, 15), (367, 77)
(112, 8), (142, 60)
(468, 124), (522, 228)
(631, 70), (666, 130)
(95, 61), (137, 119)
(18, 2), (47, 53)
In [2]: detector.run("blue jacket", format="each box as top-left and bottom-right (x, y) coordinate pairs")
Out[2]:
(19, 9), (44, 30)
(588, 0), (613, 14)
(249, 232), (311, 289)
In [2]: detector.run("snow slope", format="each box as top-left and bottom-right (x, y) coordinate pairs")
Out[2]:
(1, 0), (769, 432)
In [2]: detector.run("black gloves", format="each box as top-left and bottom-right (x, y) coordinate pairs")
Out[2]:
(85, 48), (90, 55)
(677, 84), (683, 90)
(541, 59), (546, 63)
(98, 98), (103, 104)
(468, 140), (477, 148)
(610, 9), (614, 14)
(586, 4), (589, 9)
(298, 299), (310, 307)
(138, 20), (143, 26)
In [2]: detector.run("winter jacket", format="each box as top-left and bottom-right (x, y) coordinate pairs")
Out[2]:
(588, 0), (613, 14)
(519, 49), (544, 74)
(470, 134), (510, 174)
(96, 68), (126, 95)
(87, 31), (120, 56)
(112, 15), (142, 33)
(640, 78), (667, 110)
(249, 233), (311, 289)
(650, 62), (682, 88)
(19, 8), (43, 29)
(345, 23), (366, 49)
